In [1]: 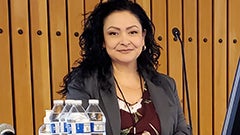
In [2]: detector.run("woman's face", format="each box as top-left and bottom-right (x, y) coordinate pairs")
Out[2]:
(103, 11), (146, 66)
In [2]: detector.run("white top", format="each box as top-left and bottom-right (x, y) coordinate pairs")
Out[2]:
(53, 100), (63, 104)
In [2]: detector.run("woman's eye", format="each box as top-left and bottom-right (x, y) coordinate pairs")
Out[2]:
(109, 32), (118, 36)
(129, 31), (138, 35)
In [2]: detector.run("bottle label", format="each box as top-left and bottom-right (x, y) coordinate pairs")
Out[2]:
(60, 121), (68, 133)
(50, 122), (60, 134)
(64, 122), (68, 132)
(67, 123), (73, 134)
(67, 122), (91, 134)
(91, 121), (105, 132)
(76, 122), (91, 133)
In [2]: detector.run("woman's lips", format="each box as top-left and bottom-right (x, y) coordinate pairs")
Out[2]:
(118, 49), (133, 53)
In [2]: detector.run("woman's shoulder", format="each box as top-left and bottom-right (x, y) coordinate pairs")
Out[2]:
(70, 65), (98, 80)
(152, 72), (176, 86)
(156, 72), (174, 80)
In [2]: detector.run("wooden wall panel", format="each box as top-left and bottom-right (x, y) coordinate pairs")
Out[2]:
(198, 0), (213, 134)
(29, 0), (51, 134)
(183, 0), (198, 134)
(85, 0), (100, 15)
(10, 0), (34, 134)
(152, 0), (168, 74)
(213, 0), (227, 134)
(48, 0), (68, 100)
(0, 0), (14, 125)
(167, 0), (183, 102)
(228, 0), (240, 97)
(136, 0), (151, 18)
(67, 0), (84, 68)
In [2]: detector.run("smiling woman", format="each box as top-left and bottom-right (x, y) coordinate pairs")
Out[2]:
(1, 0), (238, 134)
(58, 0), (190, 135)
(103, 11), (146, 67)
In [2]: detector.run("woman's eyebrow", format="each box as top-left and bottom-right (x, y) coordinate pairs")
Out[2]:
(126, 25), (139, 30)
(106, 26), (120, 31)
(106, 25), (140, 31)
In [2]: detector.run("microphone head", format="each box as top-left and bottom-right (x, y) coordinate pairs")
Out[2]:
(172, 27), (181, 39)
(0, 123), (15, 135)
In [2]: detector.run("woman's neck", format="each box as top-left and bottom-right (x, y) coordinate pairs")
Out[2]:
(112, 62), (139, 79)
(112, 62), (144, 105)
(112, 62), (141, 91)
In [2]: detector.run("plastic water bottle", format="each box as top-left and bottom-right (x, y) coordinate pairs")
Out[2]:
(39, 110), (52, 135)
(66, 100), (91, 135)
(49, 100), (64, 135)
(86, 99), (106, 135)
(58, 100), (74, 135)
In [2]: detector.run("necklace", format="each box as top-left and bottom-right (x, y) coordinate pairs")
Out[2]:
(113, 74), (144, 134)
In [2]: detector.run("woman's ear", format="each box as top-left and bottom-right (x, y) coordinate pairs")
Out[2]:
(142, 29), (147, 43)
(142, 29), (147, 38)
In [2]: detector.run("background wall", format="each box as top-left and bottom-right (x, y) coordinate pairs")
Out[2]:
(0, 0), (240, 134)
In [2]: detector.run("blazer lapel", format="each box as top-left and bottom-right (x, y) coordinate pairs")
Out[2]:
(100, 78), (121, 135)
(144, 76), (175, 135)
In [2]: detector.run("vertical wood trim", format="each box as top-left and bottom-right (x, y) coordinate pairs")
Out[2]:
(167, 0), (183, 103)
(198, 0), (213, 134)
(213, 0), (227, 134)
(228, 0), (240, 98)
(0, 0), (14, 125)
(136, 0), (151, 18)
(29, 0), (51, 133)
(48, 0), (68, 100)
(152, 0), (168, 74)
(183, 0), (198, 134)
(67, 0), (84, 68)
(10, 0), (34, 134)
(84, 0), (100, 15)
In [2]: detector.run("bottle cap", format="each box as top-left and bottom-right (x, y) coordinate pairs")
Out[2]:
(89, 99), (99, 104)
(74, 100), (82, 105)
(65, 99), (75, 104)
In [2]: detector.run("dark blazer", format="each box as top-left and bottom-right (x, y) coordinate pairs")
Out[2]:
(66, 70), (191, 135)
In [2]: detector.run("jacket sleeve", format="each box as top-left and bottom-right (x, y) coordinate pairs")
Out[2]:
(66, 78), (90, 108)
(169, 77), (192, 135)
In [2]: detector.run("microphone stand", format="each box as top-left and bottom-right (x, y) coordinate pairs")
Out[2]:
(173, 28), (193, 134)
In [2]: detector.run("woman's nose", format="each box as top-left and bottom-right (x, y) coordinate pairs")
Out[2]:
(119, 33), (130, 46)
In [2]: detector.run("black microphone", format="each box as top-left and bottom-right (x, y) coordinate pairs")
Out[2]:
(172, 27), (181, 40)
(0, 123), (15, 135)
(172, 27), (193, 134)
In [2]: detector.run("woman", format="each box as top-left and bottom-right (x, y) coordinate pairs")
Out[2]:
(59, 0), (191, 134)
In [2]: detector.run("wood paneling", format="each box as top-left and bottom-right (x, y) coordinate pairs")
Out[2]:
(198, 0), (213, 134)
(29, 0), (51, 132)
(0, 0), (240, 134)
(228, 0), (240, 96)
(167, 0), (183, 103)
(183, 0), (198, 134)
(213, 0), (227, 134)
(10, 0), (34, 134)
(67, 0), (84, 67)
(0, 0), (14, 125)
(48, 0), (68, 100)
(152, 0), (168, 74)
(136, 0), (151, 18)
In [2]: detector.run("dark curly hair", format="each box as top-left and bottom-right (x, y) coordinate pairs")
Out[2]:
(59, 0), (161, 96)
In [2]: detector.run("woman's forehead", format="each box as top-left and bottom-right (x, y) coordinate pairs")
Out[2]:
(103, 11), (141, 29)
